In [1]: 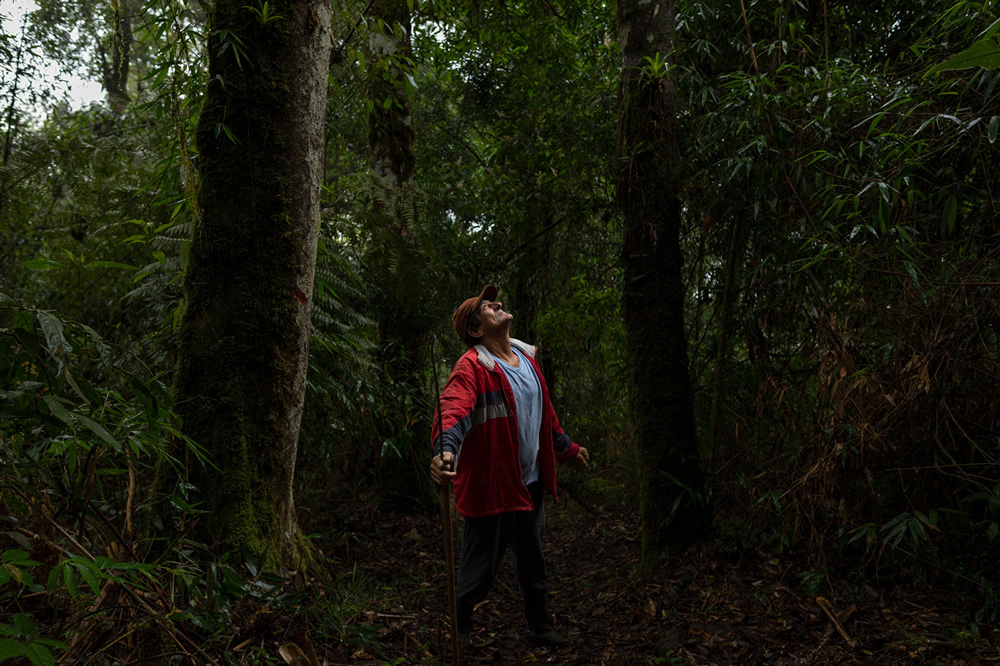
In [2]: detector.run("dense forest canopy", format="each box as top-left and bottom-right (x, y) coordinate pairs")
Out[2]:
(2, 0), (999, 663)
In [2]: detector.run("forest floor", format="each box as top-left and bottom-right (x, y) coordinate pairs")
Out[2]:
(300, 489), (1000, 666)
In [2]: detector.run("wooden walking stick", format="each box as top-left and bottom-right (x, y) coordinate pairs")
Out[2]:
(432, 338), (461, 665)
(441, 462), (460, 665)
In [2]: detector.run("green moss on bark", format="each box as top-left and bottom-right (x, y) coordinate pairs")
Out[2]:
(617, 0), (711, 565)
(159, 0), (331, 570)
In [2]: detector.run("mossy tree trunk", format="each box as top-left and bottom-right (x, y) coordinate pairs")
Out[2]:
(167, 0), (331, 567)
(99, 0), (133, 113)
(365, 0), (434, 510)
(616, 0), (710, 564)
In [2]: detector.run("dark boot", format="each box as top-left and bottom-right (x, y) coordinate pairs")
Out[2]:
(456, 599), (475, 647)
(524, 593), (572, 647)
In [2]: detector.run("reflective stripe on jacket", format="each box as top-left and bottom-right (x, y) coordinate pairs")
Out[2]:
(431, 338), (580, 517)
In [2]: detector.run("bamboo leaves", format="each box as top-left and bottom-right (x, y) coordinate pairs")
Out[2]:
(928, 18), (1000, 75)
(928, 37), (1000, 74)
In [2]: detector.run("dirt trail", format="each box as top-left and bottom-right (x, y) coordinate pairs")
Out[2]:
(316, 493), (995, 665)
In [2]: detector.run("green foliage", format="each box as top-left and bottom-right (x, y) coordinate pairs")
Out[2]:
(0, 293), (347, 661)
(4, 0), (1000, 648)
(299, 238), (382, 495)
(928, 18), (1000, 74)
(409, 0), (622, 467)
(1, 294), (199, 473)
(0, 296), (185, 660)
(244, 1), (284, 26)
(674, 0), (1000, 617)
(0, 550), (69, 666)
(641, 52), (671, 80)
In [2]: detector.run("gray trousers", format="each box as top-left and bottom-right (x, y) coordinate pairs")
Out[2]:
(455, 482), (548, 629)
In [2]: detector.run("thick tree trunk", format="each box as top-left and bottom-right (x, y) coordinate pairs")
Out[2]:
(167, 0), (331, 567)
(616, 0), (710, 562)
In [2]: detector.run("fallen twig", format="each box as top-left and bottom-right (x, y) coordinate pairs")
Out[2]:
(816, 597), (856, 648)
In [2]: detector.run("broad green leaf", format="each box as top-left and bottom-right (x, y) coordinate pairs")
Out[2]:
(74, 562), (101, 595)
(45, 565), (58, 594)
(61, 563), (79, 598)
(886, 521), (907, 547)
(25, 641), (55, 666)
(41, 396), (75, 426)
(74, 413), (119, 450)
(10, 311), (43, 361)
(36, 313), (72, 356)
(878, 197), (891, 232)
(928, 37), (1000, 74)
(989, 116), (998, 144)
(153, 64), (170, 88)
(12, 614), (36, 639)
(942, 195), (958, 236)
(908, 518), (929, 542)
(914, 510), (938, 530)
(119, 368), (159, 435)
(12, 310), (33, 334)
(64, 369), (99, 406)
(79, 324), (111, 365)
(20, 259), (63, 270)
(0, 639), (25, 660)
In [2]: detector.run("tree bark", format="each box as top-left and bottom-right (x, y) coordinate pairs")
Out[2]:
(365, 0), (434, 509)
(166, 0), (331, 567)
(100, 0), (132, 113)
(616, 0), (710, 563)
(368, 0), (415, 205)
(708, 216), (742, 466)
(0, 31), (27, 229)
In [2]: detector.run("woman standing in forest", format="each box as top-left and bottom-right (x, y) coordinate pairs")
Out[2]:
(430, 285), (590, 648)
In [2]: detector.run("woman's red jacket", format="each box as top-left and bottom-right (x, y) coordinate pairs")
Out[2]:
(432, 339), (580, 518)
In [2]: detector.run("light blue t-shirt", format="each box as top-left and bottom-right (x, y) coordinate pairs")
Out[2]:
(496, 347), (543, 484)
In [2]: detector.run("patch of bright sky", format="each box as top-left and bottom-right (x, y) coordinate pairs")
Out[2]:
(1, 0), (104, 111)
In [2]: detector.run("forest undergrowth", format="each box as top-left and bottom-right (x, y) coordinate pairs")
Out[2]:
(3, 295), (999, 665)
(296, 485), (1000, 666)
(3, 446), (999, 665)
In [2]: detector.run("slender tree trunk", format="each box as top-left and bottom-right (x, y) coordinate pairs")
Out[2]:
(509, 212), (554, 385)
(100, 0), (132, 113)
(166, 0), (331, 567)
(708, 217), (742, 466)
(616, 0), (709, 563)
(368, 0), (415, 204)
(365, 0), (434, 509)
(0, 31), (26, 228)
